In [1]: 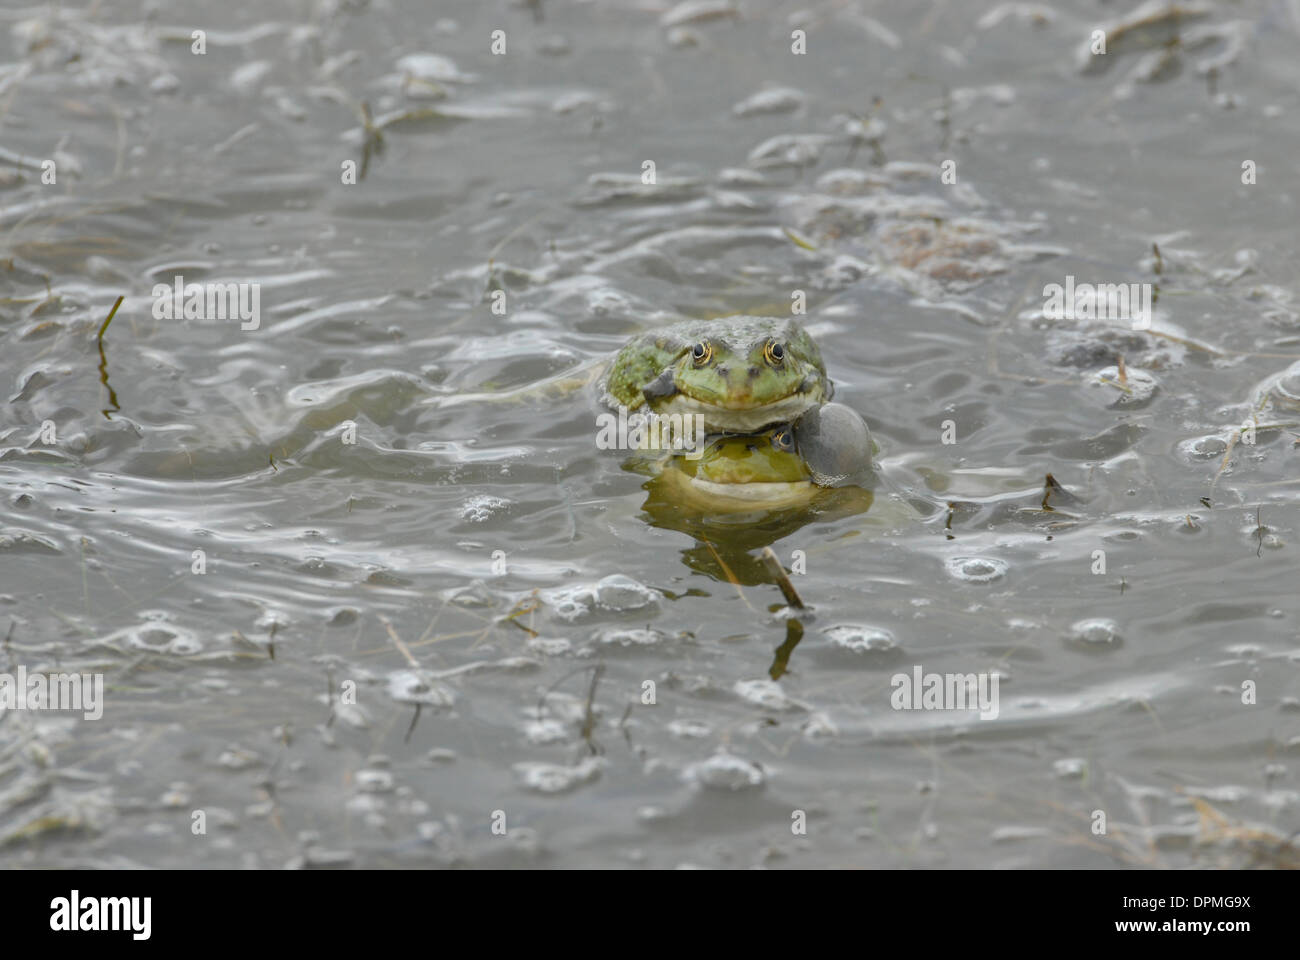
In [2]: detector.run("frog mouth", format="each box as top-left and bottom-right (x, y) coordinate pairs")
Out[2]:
(649, 391), (820, 432)
(671, 372), (828, 406)
(640, 368), (829, 421)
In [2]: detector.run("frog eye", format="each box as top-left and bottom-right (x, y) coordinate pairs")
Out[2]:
(764, 341), (785, 366)
(772, 427), (794, 451)
(691, 341), (713, 365)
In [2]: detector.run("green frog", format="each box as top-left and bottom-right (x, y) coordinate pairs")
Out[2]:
(646, 402), (876, 509)
(637, 405), (878, 584)
(603, 316), (832, 433)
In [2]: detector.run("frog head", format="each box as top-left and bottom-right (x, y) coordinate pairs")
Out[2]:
(608, 317), (832, 433)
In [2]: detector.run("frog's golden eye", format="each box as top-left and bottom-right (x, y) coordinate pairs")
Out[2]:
(772, 427), (794, 451)
(691, 341), (713, 365)
(764, 341), (785, 366)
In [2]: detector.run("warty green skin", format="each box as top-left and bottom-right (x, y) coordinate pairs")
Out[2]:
(604, 316), (832, 433)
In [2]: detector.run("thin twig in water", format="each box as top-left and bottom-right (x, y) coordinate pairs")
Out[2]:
(760, 546), (804, 609)
(536, 664), (601, 721)
(96, 295), (123, 419)
(619, 702), (635, 753)
(580, 663), (604, 755)
(501, 595), (540, 638)
(324, 667), (336, 728)
(1041, 473), (1065, 512)
(378, 614), (419, 668)
(404, 703), (422, 744)
(701, 538), (756, 612)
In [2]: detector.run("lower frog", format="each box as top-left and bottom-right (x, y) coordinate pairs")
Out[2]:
(645, 402), (875, 509)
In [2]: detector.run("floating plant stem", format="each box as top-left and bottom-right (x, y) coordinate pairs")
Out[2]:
(97, 294), (123, 419)
(760, 546), (804, 609)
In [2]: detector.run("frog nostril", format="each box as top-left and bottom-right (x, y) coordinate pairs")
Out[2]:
(716, 365), (729, 377)
(747, 366), (760, 378)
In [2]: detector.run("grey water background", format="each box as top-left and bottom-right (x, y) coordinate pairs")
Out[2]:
(1, 0), (1298, 868)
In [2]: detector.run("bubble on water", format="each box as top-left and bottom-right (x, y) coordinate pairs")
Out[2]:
(332, 702), (370, 730)
(228, 60), (272, 95)
(524, 719), (569, 745)
(537, 34), (571, 57)
(660, 1), (740, 28)
(448, 581), (495, 607)
(682, 752), (765, 792)
(527, 636), (572, 656)
(991, 825), (1050, 843)
(386, 670), (456, 707)
(121, 623), (203, 655)
(732, 86), (805, 117)
(359, 798), (395, 824)
(149, 73), (179, 95)
(356, 769), (395, 793)
(586, 287), (631, 316)
(1068, 618), (1123, 648)
(531, 692), (588, 724)
(823, 624), (898, 653)
(514, 757), (604, 794)
(461, 495), (510, 522)
(216, 745), (260, 770)
(159, 783), (191, 808)
(594, 627), (668, 647)
(1177, 435), (1228, 462)
(544, 574), (660, 622)
(544, 586), (592, 621)
(668, 719), (712, 739)
(717, 167), (767, 186)
(815, 167), (888, 194)
(296, 846), (355, 869)
(666, 26), (701, 47)
(748, 133), (832, 168)
(1269, 361), (1300, 405)
(394, 53), (477, 84)
(945, 556), (1008, 584)
(595, 574), (660, 610)
(1053, 757), (1088, 779)
(733, 679), (803, 712)
(802, 713), (839, 740)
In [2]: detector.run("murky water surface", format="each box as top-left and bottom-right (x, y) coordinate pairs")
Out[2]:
(2, 0), (1299, 868)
